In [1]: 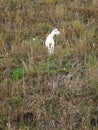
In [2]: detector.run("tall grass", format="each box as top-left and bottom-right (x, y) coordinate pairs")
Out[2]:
(0, 0), (98, 130)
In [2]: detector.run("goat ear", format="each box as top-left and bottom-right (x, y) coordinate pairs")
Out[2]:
(54, 28), (58, 31)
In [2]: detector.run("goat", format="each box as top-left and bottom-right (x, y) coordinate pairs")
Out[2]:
(45, 28), (60, 55)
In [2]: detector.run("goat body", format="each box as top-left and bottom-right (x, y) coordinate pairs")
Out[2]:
(45, 28), (60, 55)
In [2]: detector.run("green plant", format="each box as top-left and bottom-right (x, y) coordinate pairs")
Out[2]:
(89, 53), (97, 65)
(11, 68), (27, 82)
(36, 57), (58, 75)
(12, 96), (23, 108)
(0, 114), (3, 122)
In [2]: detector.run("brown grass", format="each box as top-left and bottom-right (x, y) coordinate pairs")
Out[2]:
(0, 0), (98, 130)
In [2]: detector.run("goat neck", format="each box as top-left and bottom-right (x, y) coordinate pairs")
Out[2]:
(50, 31), (56, 37)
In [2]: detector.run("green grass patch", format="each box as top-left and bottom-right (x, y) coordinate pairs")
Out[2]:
(36, 57), (58, 75)
(11, 68), (27, 82)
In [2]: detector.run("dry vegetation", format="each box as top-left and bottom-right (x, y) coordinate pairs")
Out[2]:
(0, 0), (98, 130)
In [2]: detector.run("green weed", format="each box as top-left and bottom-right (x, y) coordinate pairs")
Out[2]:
(89, 53), (97, 65)
(11, 68), (27, 82)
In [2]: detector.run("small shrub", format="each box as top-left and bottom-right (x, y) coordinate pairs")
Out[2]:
(11, 68), (27, 82)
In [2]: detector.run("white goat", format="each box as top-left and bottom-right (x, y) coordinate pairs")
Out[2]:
(45, 28), (60, 55)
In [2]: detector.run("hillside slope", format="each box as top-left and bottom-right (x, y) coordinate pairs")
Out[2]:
(0, 0), (98, 130)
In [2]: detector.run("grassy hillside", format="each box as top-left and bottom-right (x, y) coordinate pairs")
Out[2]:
(0, 0), (98, 130)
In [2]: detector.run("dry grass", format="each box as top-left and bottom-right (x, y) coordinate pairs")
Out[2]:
(0, 0), (98, 130)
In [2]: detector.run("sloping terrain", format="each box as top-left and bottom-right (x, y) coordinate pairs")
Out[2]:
(0, 0), (98, 130)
